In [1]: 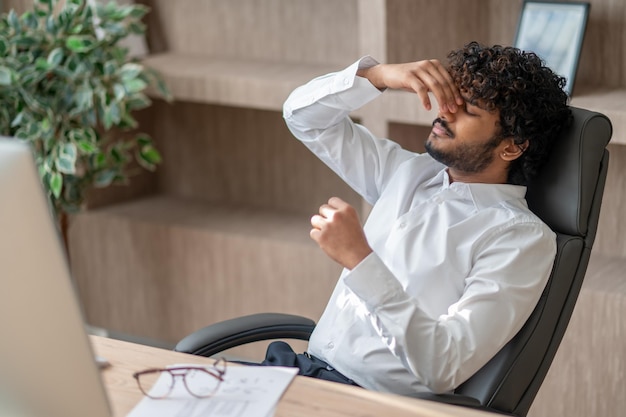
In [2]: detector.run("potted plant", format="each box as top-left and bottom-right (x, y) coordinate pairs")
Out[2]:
(0, 0), (170, 234)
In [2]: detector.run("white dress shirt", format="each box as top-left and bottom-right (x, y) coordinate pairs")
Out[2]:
(282, 57), (557, 397)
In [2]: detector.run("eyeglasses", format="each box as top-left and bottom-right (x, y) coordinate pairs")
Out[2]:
(132, 358), (227, 399)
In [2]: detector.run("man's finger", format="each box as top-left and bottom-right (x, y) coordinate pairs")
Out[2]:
(318, 204), (335, 219)
(415, 60), (461, 113)
(327, 196), (348, 208)
(409, 79), (432, 111)
(309, 228), (321, 242)
(310, 214), (326, 229)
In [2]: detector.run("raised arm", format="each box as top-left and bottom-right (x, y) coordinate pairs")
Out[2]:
(357, 60), (464, 113)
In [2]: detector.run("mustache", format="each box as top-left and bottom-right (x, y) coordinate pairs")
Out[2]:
(432, 118), (454, 138)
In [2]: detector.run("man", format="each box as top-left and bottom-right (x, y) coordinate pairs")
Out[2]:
(264, 42), (572, 397)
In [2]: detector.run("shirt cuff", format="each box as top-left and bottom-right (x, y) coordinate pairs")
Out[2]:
(342, 252), (404, 310)
(284, 56), (382, 117)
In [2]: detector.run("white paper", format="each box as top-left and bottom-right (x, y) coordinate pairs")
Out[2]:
(127, 364), (298, 417)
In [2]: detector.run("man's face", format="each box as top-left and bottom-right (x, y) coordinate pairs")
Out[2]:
(425, 100), (503, 175)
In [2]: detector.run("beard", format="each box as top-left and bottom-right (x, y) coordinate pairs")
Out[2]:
(425, 119), (502, 174)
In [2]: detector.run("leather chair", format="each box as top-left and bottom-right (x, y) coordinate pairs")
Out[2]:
(175, 106), (612, 416)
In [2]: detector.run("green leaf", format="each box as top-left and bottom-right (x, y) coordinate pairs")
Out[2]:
(55, 142), (77, 174)
(0, 66), (12, 86)
(10, 112), (24, 128)
(128, 5), (149, 19)
(55, 155), (76, 174)
(93, 169), (116, 187)
(8, 10), (20, 32)
(103, 102), (122, 129)
(83, 127), (97, 144)
(126, 93), (151, 111)
(0, 37), (9, 55)
(123, 77), (147, 93)
(127, 21), (146, 35)
(138, 144), (161, 169)
(46, 16), (56, 34)
(65, 35), (95, 53)
(74, 85), (93, 111)
(119, 63), (143, 81)
(118, 112), (138, 129)
(110, 146), (124, 163)
(113, 83), (126, 101)
(52, 66), (73, 80)
(13, 35), (39, 48)
(35, 57), (50, 70)
(49, 171), (63, 198)
(47, 47), (64, 67)
(77, 140), (97, 154)
(136, 134), (152, 148)
(104, 60), (117, 76)
(61, 142), (77, 160)
(92, 152), (107, 169)
(67, 129), (85, 143)
(22, 11), (39, 29)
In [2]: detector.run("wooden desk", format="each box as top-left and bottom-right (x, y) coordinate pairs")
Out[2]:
(92, 335), (492, 417)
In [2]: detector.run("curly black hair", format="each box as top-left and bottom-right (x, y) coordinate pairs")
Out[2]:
(447, 42), (572, 185)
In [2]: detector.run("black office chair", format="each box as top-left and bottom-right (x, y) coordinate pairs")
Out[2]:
(175, 107), (612, 417)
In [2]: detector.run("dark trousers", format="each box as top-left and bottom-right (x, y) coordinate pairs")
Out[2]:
(239, 341), (360, 387)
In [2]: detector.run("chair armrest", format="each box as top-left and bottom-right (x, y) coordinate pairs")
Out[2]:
(416, 392), (481, 407)
(174, 313), (316, 357)
(416, 392), (512, 415)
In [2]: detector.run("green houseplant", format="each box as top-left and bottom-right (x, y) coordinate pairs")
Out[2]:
(0, 0), (170, 222)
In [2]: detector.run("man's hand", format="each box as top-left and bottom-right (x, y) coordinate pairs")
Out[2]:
(310, 197), (373, 270)
(357, 60), (464, 114)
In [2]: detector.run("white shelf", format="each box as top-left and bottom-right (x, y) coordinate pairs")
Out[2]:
(571, 87), (626, 145)
(142, 53), (341, 112)
(144, 53), (625, 145)
(89, 194), (315, 245)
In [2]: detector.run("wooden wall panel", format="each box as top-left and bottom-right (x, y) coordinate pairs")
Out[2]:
(141, 0), (360, 66)
(142, 100), (361, 217)
(387, 122), (430, 154)
(2, 0), (32, 13)
(593, 144), (626, 258)
(576, 0), (626, 88)
(386, 0), (489, 64)
(485, 0), (522, 45)
(69, 198), (342, 344)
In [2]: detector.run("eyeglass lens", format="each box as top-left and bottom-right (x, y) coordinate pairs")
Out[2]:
(137, 367), (222, 399)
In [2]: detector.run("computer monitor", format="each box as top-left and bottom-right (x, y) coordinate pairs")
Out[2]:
(514, 1), (590, 96)
(0, 137), (111, 417)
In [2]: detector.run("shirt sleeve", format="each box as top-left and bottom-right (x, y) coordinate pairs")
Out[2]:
(342, 220), (556, 393)
(283, 57), (416, 205)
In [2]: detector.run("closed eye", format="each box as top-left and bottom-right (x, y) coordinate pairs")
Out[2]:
(464, 103), (479, 117)
(465, 101), (487, 118)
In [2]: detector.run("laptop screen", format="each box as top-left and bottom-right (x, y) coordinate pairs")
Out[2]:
(0, 138), (111, 417)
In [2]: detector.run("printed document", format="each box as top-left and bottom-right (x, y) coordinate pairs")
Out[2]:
(127, 364), (298, 417)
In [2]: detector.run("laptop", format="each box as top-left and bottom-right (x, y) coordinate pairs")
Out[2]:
(0, 137), (111, 417)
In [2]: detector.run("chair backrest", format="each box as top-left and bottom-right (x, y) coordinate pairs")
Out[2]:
(454, 107), (612, 416)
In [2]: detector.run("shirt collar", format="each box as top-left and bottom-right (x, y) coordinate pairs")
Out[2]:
(438, 168), (527, 210)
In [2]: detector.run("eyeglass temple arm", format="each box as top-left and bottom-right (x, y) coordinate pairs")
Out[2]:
(175, 313), (316, 358)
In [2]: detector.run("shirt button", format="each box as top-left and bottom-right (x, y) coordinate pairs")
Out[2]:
(399, 222), (406, 229)
(327, 342), (335, 349)
(343, 78), (350, 85)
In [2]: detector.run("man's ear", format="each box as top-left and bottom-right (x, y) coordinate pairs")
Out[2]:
(500, 138), (528, 162)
